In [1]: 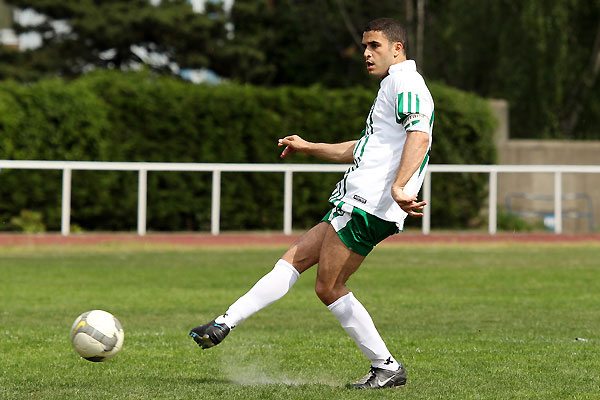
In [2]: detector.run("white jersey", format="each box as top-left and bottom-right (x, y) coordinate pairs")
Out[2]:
(329, 60), (434, 229)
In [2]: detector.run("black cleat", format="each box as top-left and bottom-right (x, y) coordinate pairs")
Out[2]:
(350, 364), (407, 389)
(189, 319), (230, 349)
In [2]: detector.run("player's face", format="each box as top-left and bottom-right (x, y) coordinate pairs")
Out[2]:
(362, 30), (398, 79)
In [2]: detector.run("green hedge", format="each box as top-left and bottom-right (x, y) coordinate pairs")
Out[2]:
(0, 71), (496, 232)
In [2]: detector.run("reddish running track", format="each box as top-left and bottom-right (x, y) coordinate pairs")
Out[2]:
(0, 232), (598, 247)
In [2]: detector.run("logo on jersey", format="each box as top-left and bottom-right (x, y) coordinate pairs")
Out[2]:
(353, 195), (367, 204)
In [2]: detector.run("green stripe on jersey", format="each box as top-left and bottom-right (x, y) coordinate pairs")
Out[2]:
(398, 93), (404, 114)
(397, 92), (421, 124)
(359, 104), (375, 157)
(419, 153), (429, 176)
(396, 94), (406, 123)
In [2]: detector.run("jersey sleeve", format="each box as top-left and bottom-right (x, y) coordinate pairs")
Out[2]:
(393, 84), (434, 135)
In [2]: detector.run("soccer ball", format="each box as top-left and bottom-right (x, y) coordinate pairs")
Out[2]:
(70, 310), (124, 362)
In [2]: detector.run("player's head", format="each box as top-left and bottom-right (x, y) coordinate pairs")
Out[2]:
(362, 18), (407, 79)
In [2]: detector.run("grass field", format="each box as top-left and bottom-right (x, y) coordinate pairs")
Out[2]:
(1, 242), (599, 399)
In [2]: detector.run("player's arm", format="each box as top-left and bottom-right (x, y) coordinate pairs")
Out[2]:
(390, 130), (430, 217)
(278, 135), (356, 163)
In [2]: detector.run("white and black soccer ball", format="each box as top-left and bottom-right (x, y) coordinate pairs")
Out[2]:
(70, 310), (124, 362)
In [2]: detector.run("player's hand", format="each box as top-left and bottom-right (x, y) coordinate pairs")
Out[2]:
(278, 135), (310, 159)
(391, 186), (427, 217)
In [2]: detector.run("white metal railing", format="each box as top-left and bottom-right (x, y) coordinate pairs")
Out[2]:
(0, 160), (599, 236)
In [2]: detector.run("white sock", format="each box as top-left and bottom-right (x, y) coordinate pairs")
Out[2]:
(328, 292), (399, 371)
(215, 259), (300, 328)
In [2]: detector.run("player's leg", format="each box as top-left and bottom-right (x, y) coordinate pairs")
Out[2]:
(190, 222), (328, 349)
(317, 211), (406, 389)
(281, 221), (329, 273)
(217, 221), (328, 327)
(314, 224), (365, 305)
(316, 226), (399, 369)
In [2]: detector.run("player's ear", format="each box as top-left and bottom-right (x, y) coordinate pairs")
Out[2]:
(394, 42), (404, 57)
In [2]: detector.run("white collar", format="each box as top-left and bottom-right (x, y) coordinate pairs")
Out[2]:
(388, 60), (416, 74)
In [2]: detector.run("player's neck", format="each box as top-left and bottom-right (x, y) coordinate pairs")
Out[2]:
(392, 55), (407, 65)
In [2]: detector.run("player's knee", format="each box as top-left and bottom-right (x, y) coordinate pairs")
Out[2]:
(315, 280), (339, 305)
(285, 253), (314, 274)
(314, 280), (330, 303)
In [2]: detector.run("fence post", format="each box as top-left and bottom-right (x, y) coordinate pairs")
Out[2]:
(422, 170), (431, 235)
(61, 168), (72, 236)
(284, 170), (293, 235)
(137, 169), (147, 236)
(488, 170), (497, 234)
(211, 169), (221, 235)
(554, 171), (562, 234)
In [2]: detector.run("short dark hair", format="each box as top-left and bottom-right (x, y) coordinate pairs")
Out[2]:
(364, 18), (407, 50)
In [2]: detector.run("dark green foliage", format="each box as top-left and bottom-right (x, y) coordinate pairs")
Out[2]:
(425, 0), (600, 140)
(3, 0), (227, 78)
(3, 0), (599, 140)
(226, 0), (600, 140)
(425, 83), (497, 228)
(0, 71), (496, 231)
(9, 209), (45, 232)
(496, 207), (546, 232)
(0, 77), (110, 230)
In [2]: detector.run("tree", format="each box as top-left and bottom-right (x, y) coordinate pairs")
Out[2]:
(561, 9), (600, 138)
(424, 0), (600, 140)
(3, 0), (229, 79)
(221, 0), (406, 88)
(3, 0), (600, 140)
(224, 0), (600, 139)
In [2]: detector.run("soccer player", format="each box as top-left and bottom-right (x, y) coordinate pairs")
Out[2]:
(190, 17), (434, 390)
